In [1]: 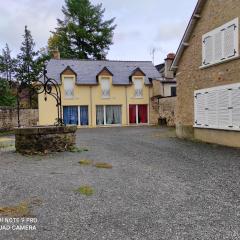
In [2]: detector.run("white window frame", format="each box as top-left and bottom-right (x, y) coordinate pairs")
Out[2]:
(129, 105), (149, 125)
(201, 18), (239, 68)
(96, 105), (122, 126)
(101, 78), (110, 98)
(134, 78), (143, 98)
(64, 77), (75, 99)
(194, 83), (240, 131)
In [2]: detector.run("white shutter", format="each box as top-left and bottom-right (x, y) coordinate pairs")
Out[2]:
(214, 30), (223, 61)
(206, 90), (218, 128)
(194, 83), (240, 131)
(194, 93), (205, 126)
(218, 89), (230, 128)
(224, 24), (237, 58)
(203, 36), (213, 65)
(202, 18), (239, 67)
(232, 88), (240, 128)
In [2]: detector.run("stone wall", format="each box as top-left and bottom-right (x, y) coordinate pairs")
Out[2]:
(0, 107), (39, 131)
(176, 0), (240, 138)
(15, 126), (77, 154)
(150, 97), (176, 126)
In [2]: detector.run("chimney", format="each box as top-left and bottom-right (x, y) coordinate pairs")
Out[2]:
(51, 49), (60, 60)
(164, 53), (175, 79)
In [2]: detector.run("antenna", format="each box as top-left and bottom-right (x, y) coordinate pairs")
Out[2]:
(150, 47), (157, 64)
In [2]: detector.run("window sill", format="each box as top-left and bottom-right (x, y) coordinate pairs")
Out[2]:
(133, 97), (144, 99)
(194, 125), (240, 132)
(101, 97), (111, 99)
(64, 97), (79, 100)
(199, 55), (240, 70)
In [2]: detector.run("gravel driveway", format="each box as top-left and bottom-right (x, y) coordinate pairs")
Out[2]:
(1, 126), (240, 240)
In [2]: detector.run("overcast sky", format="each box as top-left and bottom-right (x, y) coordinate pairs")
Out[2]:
(0, 0), (197, 65)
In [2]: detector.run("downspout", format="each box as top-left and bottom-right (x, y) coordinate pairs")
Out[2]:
(148, 85), (150, 125)
(125, 85), (128, 125)
(90, 86), (93, 127)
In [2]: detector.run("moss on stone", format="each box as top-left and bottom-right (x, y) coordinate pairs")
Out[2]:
(0, 202), (31, 217)
(75, 186), (94, 196)
(79, 159), (93, 165)
(94, 162), (113, 169)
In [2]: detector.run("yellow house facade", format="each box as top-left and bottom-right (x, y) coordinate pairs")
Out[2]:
(38, 59), (160, 127)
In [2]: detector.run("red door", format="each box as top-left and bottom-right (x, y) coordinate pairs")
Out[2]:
(129, 105), (136, 124)
(138, 105), (148, 123)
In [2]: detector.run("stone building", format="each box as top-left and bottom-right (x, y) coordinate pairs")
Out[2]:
(154, 53), (176, 98)
(171, 0), (240, 147)
(151, 54), (176, 126)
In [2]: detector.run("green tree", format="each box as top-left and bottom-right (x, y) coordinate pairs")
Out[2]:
(49, 0), (116, 60)
(0, 79), (16, 107)
(0, 44), (16, 83)
(15, 26), (41, 85)
(15, 26), (46, 108)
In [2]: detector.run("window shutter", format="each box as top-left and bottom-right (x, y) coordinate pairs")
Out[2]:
(195, 93), (205, 126)
(202, 18), (239, 66)
(218, 89), (230, 128)
(224, 24), (237, 58)
(206, 90), (218, 128)
(203, 36), (213, 65)
(214, 30), (223, 61)
(232, 88), (240, 128)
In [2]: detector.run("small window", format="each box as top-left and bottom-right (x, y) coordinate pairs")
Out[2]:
(134, 79), (143, 98)
(64, 77), (74, 98)
(171, 86), (177, 97)
(101, 78), (110, 98)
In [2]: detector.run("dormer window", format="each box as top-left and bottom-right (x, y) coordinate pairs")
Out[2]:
(101, 78), (110, 98)
(134, 79), (143, 98)
(64, 77), (74, 98)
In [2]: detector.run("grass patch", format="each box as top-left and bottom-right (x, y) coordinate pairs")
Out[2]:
(153, 128), (176, 139)
(69, 146), (89, 153)
(0, 130), (14, 136)
(94, 162), (113, 169)
(79, 159), (93, 165)
(75, 186), (94, 196)
(0, 197), (42, 217)
(0, 201), (30, 217)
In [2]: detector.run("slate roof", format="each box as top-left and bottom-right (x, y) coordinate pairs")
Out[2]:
(45, 59), (161, 85)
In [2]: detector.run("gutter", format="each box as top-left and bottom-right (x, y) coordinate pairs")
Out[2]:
(171, 0), (206, 71)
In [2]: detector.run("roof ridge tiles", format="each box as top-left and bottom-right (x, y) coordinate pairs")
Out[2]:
(50, 58), (152, 63)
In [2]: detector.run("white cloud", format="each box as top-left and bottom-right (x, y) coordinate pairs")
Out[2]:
(0, 0), (198, 63)
(155, 20), (187, 42)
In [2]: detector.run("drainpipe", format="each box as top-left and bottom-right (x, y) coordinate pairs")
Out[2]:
(125, 86), (128, 125)
(90, 86), (93, 127)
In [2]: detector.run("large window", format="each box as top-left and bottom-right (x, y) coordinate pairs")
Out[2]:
(194, 83), (240, 131)
(129, 105), (148, 124)
(202, 18), (239, 67)
(96, 105), (122, 125)
(134, 79), (143, 98)
(64, 77), (74, 98)
(63, 106), (88, 126)
(101, 78), (110, 98)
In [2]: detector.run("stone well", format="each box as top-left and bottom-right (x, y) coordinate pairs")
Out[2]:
(15, 125), (77, 154)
